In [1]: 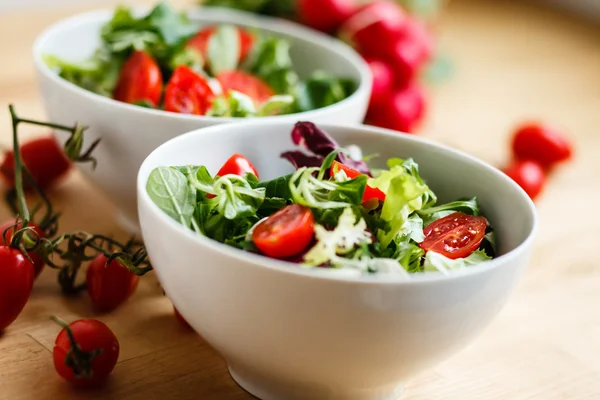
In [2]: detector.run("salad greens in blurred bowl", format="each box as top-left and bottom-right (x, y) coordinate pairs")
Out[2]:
(43, 2), (357, 118)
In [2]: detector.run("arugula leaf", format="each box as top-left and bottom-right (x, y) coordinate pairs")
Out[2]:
(207, 24), (241, 75)
(423, 249), (492, 273)
(146, 167), (199, 232)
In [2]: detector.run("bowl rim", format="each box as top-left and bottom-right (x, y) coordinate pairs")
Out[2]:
(31, 5), (372, 123)
(137, 120), (539, 286)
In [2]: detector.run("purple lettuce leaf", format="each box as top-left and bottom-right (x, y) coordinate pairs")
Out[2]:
(281, 121), (372, 176)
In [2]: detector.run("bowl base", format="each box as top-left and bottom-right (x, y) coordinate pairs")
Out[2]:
(115, 211), (142, 236)
(228, 364), (405, 400)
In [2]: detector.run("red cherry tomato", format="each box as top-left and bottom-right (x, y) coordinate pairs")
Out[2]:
(187, 26), (255, 64)
(419, 212), (487, 259)
(0, 246), (34, 331)
(174, 307), (192, 329)
(164, 66), (215, 115)
(113, 51), (162, 106)
(216, 154), (259, 178)
(297, 0), (358, 32)
(503, 160), (546, 200)
(86, 254), (139, 313)
(0, 220), (44, 278)
(366, 83), (426, 133)
(216, 71), (275, 105)
(330, 161), (386, 203)
(252, 205), (315, 259)
(0, 136), (71, 191)
(512, 123), (573, 168)
(387, 34), (429, 87)
(365, 57), (394, 107)
(341, 1), (408, 57)
(53, 318), (119, 387)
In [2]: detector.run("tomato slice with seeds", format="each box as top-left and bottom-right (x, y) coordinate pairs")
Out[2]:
(164, 66), (215, 115)
(419, 212), (487, 259)
(330, 161), (385, 203)
(216, 71), (275, 105)
(187, 26), (255, 65)
(113, 51), (162, 106)
(252, 205), (315, 259)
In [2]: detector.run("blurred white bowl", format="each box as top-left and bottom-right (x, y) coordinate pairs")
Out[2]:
(32, 7), (371, 233)
(137, 121), (537, 400)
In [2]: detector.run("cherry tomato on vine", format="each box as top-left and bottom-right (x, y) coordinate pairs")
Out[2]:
(216, 154), (259, 178)
(252, 204), (315, 259)
(0, 220), (45, 278)
(419, 212), (487, 259)
(511, 123), (572, 168)
(0, 136), (71, 191)
(53, 318), (119, 387)
(297, 0), (358, 33)
(113, 51), (163, 107)
(503, 160), (546, 200)
(330, 161), (385, 203)
(187, 26), (255, 64)
(86, 254), (139, 313)
(0, 246), (34, 331)
(216, 71), (275, 105)
(164, 66), (215, 115)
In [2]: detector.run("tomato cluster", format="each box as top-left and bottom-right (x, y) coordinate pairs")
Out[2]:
(295, 0), (433, 133)
(502, 122), (573, 200)
(113, 27), (274, 115)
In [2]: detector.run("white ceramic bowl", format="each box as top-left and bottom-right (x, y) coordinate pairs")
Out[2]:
(32, 6), (371, 233)
(137, 121), (537, 400)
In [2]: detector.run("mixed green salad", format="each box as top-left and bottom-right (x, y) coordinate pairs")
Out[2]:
(44, 2), (356, 117)
(146, 122), (496, 277)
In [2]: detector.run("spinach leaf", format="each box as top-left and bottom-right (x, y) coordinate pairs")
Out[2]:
(257, 173), (294, 199)
(329, 175), (367, 205)
(146, 167), (199, 232)
(258, 197), (288, 217)
(295, 71), (356, 112)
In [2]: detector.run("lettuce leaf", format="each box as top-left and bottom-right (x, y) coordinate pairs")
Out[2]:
(423, 249), (492, 273)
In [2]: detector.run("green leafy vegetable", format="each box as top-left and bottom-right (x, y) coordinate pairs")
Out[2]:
(207, 24), (241, 75)
(423, 249), (492, 273)
(146, 167), (199, 232)
(295, 72), (356, 112)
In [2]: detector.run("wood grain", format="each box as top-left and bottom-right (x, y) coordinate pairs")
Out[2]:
(1, 0), (600, 399)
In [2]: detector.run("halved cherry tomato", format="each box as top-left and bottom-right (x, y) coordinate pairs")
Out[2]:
(252, 204), (315, 259)
(330, 161), (385, 203)
(187, 26), (254, 64)
(164, 66), (215, 115)
(113, 51), (162, 106)
(503, 160), (546, 200)
(419, 212), (487, 259)
(216, 71), (275, 105)
(511, 123), (572, 168)
(0, 220), (45, 278)
(0, 136), (71, 191)
(53, 318), (119, 387)
(86, 254), (139, 312)
(0, 246), (34, 331)
(216, 153), (259, 178)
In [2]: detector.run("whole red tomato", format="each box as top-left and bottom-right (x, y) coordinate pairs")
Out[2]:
(511, 123), (572, 168)
(0, 136), (71, 191)
(0, 220), (45, 278)
(0, 246), (34, 331)
(503, 160), (546, 200)
(53, 318), (119, 387)
(113, 51), (163, 106)
(365, 57), (394, 107)
(366, 83), (426, 133)
(297, 0), (358, 33)
(86, 254), (139, 312)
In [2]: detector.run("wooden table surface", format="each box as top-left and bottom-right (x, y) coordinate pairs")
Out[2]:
(1, 0), (599, 399)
